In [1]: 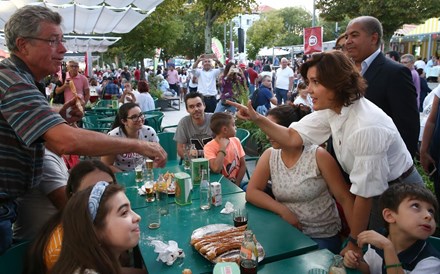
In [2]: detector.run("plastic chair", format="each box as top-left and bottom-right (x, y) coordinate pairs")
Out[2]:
(82, 115), (112, 133)
(158, 132), (178, 161)
(428, 236), (440, 251)
(236, 128), (250, 145)
(144, 111), (165, 133)
(0, 240), (30, 274)
(95, 99), (113, 108)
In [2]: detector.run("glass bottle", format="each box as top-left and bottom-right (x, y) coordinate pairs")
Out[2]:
(239, 230), (258, 274)
(189, 144), (198, 159)
(199, 169), (211, 210)
(144, 159), (155, 202)
(155, 174), (169, 215)
(328, 255), (346, 274)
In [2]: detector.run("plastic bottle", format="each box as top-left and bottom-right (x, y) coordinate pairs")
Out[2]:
(328, 255), (346, 274)
(199, 169), (211, 210)
(239, 230), (258, 274)
(156, 174), (169, 215)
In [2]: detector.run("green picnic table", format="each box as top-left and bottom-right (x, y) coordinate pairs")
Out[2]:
(115, 160), (243, 210)
(134, 192), (318, 274)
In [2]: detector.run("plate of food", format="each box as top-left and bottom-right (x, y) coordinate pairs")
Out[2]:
(190, 224), (264, 263)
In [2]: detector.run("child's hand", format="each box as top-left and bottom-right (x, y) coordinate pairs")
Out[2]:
(357, 230), (392, 250)
(343, 250), (362, 269)
(218, 138), (230, 149)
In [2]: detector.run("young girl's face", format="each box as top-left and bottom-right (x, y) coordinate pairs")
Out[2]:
(99, 191), (141, 256)
(298, 86), (308, 98)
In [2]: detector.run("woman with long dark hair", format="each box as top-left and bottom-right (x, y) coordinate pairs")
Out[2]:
(24, 161), (116, 274)
(101, 102), (159, 172)
(51, 183), (141, 274)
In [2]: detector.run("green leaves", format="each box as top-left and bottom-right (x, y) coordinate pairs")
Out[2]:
(316, 0), (440, 48)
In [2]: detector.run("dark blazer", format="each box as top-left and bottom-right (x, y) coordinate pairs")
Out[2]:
(363, 52), (420, 158)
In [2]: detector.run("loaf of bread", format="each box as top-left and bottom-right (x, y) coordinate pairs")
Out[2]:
(191, 225), (247, 262)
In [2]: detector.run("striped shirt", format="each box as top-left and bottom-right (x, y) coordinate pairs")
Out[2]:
(0, 55), (65, 199)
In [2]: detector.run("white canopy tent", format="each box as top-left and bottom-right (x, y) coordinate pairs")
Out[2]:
(0, 0), (164, 52)
(258, 47), (290, 56)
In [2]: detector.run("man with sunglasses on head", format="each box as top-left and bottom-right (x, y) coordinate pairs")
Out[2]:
(0, 6), (167, 254)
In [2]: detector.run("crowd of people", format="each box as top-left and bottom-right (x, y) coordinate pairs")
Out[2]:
(2, 4), (440, 274)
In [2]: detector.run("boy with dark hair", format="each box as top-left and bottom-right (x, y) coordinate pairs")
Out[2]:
(203, 112), (247, 188)
(344, 183), (440, 273)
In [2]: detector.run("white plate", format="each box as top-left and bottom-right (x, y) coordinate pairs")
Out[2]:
(191, 224), (265, 263)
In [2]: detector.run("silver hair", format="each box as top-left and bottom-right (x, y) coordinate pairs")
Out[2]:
(401, 54), (415, 63)
(4, 6), (62, 52)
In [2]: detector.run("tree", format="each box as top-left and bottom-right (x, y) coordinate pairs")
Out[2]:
(316, 0), (440, 49)
(193, 0), (257, 53)
(108, 0), (186, 76)
(246, 7), (312, 59)
(276, 7), (313, 46)
(246, 14), (284, 59)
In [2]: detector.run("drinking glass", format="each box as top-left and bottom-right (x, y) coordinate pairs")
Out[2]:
(233, 208), (248, 227)
(148, 202), (161, 229)
(183, 144), (191, 170)
(134, 157), (145, 188)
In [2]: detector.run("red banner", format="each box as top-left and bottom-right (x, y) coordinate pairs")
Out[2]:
(303, 27), (323, 54)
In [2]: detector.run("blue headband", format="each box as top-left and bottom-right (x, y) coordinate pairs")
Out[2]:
(88, 181), (109, 221)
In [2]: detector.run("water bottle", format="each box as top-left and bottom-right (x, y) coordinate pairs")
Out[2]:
(199, 169), (211, 210)
(328, 255), (346, 274)
(156, 174), (169, 215)
(239, 230), (258, 274)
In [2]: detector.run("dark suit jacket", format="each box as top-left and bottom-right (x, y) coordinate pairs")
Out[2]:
(363, 52), (420, 158)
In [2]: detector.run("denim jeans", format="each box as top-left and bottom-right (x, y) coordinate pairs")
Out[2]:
(311, 234), (342, 254)
(214, 101), (236, 114)
(275, 88), (288, 105)
(369, 167), (424, 232)
(0, 200), (17, 254)
(249, 84), (255, 97)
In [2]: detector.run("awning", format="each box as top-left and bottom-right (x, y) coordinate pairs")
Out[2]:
(258, 47), (290, 56)
(0, 0), (164, 52)
(391, 18), (440, 43)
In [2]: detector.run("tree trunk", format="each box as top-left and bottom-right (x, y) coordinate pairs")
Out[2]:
(205, 21), (213, 54)
(140, 58), (145, 80)
(382, 33), (393, 52)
